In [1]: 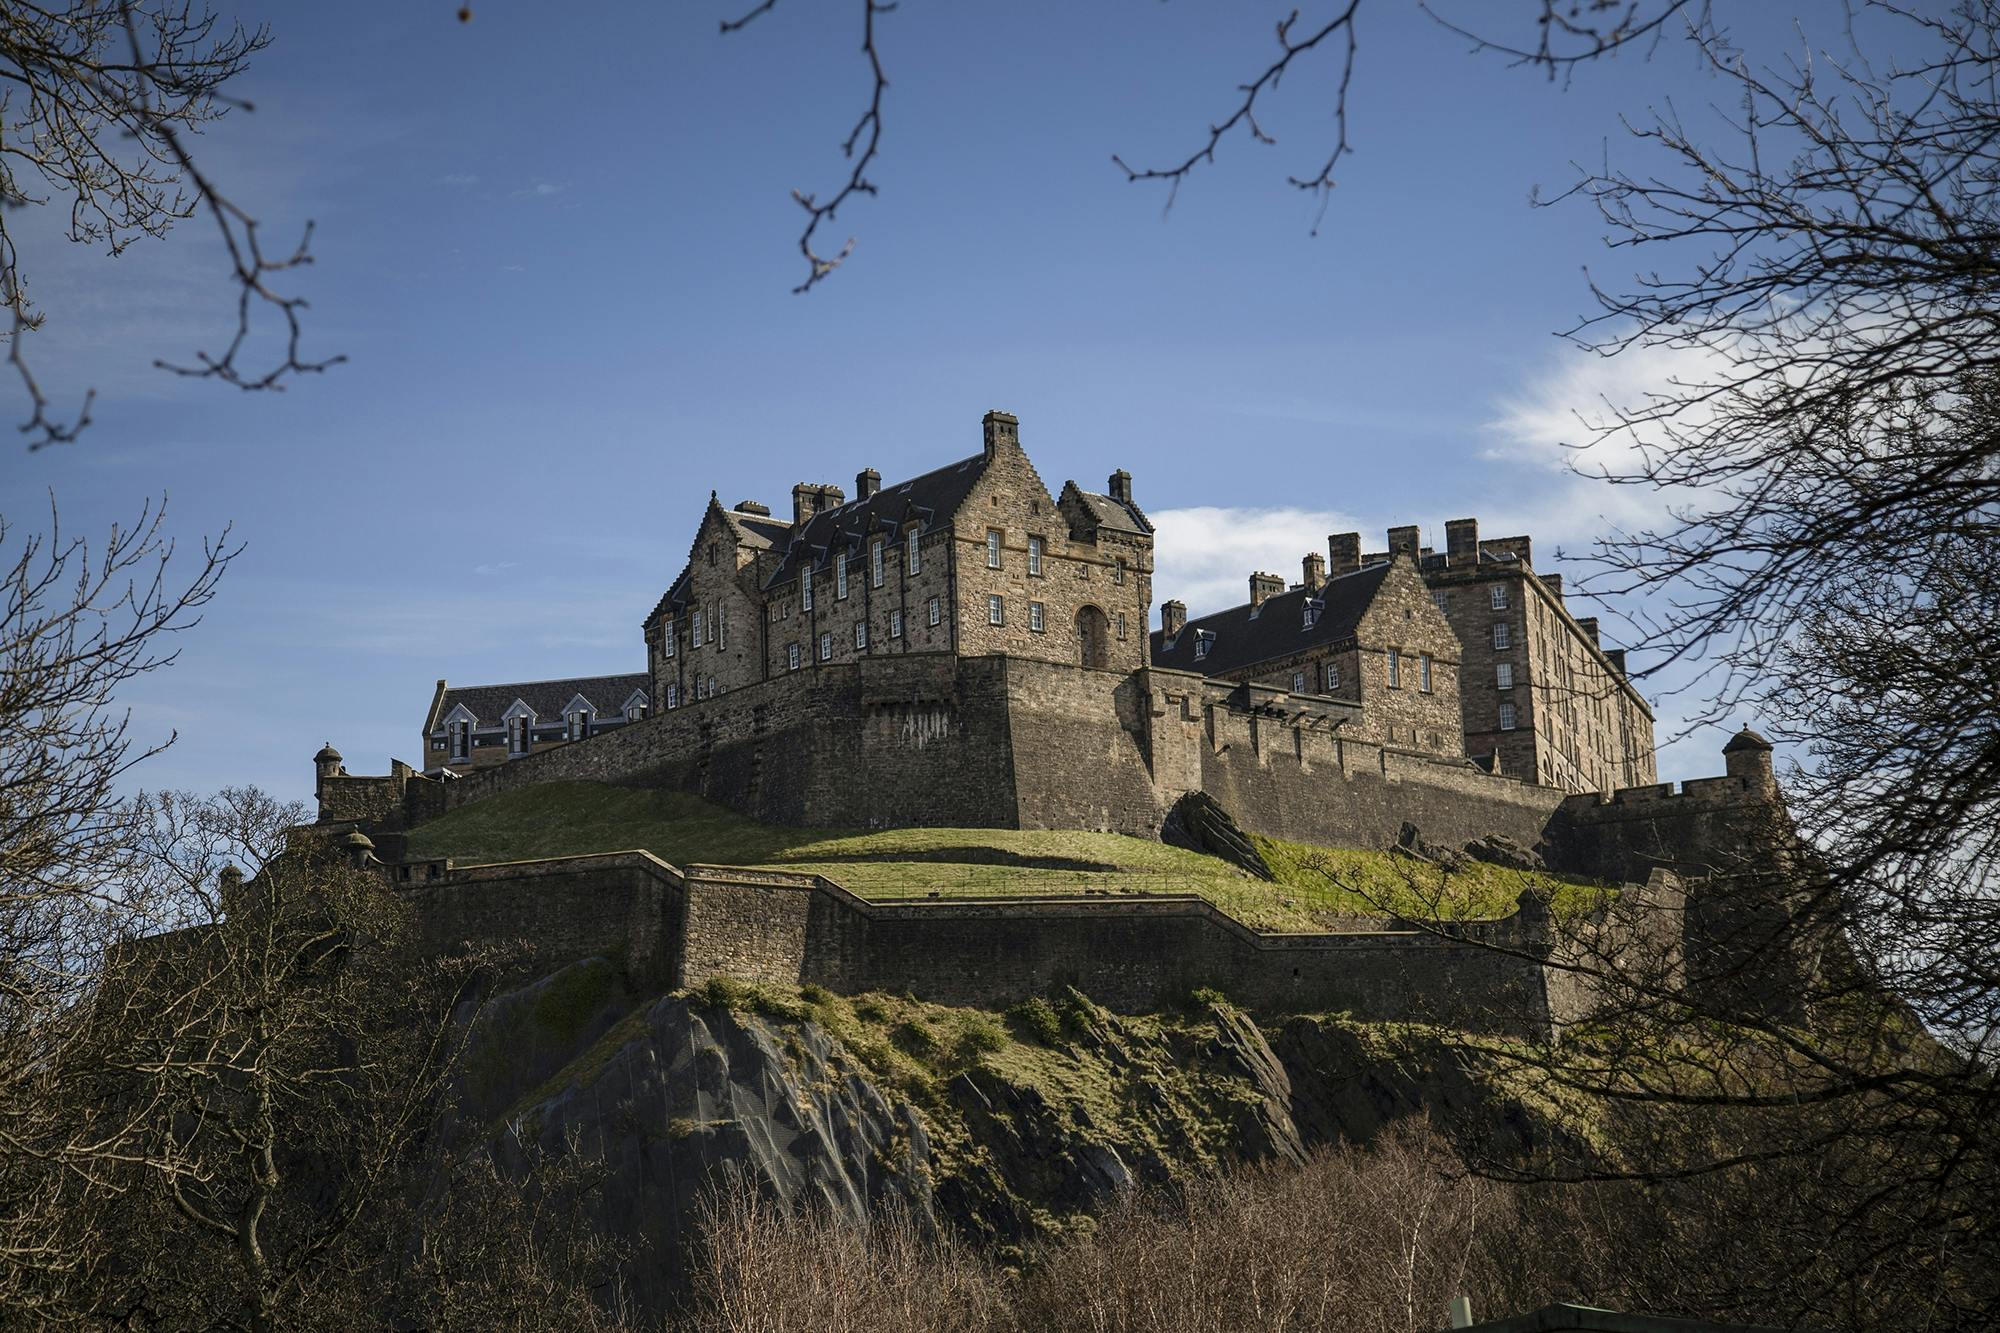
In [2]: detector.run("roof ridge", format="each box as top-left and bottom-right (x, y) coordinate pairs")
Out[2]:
(441, 670), (648, 695)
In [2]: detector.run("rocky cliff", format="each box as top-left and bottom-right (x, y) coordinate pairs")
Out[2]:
(437, 958), (1594, 1317)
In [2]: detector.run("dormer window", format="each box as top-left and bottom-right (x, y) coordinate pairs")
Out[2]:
(509, 716), (530, 755)
(567, 710), (590, 741)
(450, 721), (470, 761)
(1194, 630), (1213, 661)
(1302, 600), (1321, 630)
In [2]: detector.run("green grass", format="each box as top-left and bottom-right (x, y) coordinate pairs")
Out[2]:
(405, 781), (1608, 931)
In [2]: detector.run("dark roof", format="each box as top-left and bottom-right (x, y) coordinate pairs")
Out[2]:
(1150, 562), (1391, 677)
(765, 452), (992, 588)
(1073, 488), (1153, 536)
(1723, 726), (1773, 753)
(433, 672), (650, 729)
(643, 566), (692, 631)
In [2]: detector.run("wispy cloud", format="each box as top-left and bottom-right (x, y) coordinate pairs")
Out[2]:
(513, 181), (568, 199)
(436, 172), (479, 187)
(500, 264), (525, 273)
(472, 560), (519, 575)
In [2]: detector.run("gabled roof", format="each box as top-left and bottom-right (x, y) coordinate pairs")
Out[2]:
(765, 452), (993, 589)
(1150, 562), (1392, 678)
(430, 672), (650, 730)
(1071, 486), (1153, 536)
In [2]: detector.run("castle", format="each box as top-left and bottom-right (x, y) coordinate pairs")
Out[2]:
(311, 410), (1800, 1036)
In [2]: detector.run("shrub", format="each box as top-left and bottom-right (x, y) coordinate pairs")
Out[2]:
(1008, 997), (1064, 1046)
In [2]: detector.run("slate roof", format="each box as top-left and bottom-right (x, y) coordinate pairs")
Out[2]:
(1071, 487), (1153, 536)
(433, 672), (650, 729)
(1150, 562), (1391, 678)
(764, 452), (992, 589)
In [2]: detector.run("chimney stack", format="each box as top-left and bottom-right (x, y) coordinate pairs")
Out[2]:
(1301, 551), (1327, 592)
(1249, 571), (1285, 609)
(856, 468), (881, 501)
(1445, 517), (1480, 568)
(982, 410), (1019, 458)
(1387, 525), (1421, 561)
(1108, 468), (1133, 505)
(792, 483), (846, 527)
(1576, 616), (1601, 647)
(1542, 573), (1563, 600)
(1161, 599), (1187, 639)
(1327, 532), (1361, 577)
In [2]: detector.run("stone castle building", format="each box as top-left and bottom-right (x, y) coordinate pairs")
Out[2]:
(421, 674), (651, 775)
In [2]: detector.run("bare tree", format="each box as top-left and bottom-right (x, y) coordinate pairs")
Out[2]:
(82, 787), (476, 1332)
(0, 497), (234, 1321)
(0, 1), (341, 448)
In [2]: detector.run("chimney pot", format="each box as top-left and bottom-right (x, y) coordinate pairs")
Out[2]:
(1249, 571), (1285, 609)
(1445, 517), (1480, 568)
(981, 410), (1019, 457)
(1327, 533), (1361, 577)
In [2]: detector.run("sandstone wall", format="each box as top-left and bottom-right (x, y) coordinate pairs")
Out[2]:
(410, 852), (681, 988)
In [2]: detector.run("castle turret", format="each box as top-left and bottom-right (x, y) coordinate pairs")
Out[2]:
(1161, 599), (1187, 640)
(1723, 726), (1776, 791)
(313, 742), (344, 799)
(1301, 550), (1326, 592)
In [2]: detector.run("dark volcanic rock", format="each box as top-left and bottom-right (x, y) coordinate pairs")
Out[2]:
(1463, 833), (1546, 872)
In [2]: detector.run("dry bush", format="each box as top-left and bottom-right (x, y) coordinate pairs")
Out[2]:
(1015, 1120), (1502, 1333)
(683, 1173), (1007, 1333)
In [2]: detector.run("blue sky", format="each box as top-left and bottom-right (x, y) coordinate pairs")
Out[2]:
(5, 2), (1858, 803)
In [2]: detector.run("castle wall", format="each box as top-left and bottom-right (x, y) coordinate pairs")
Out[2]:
(681, 866), (814, 989)
(409, 852), (682, 989)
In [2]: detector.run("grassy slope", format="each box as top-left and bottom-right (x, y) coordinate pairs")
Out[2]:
(405, 781), (1606, 930)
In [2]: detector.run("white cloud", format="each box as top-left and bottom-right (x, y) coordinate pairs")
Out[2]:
(1149, 504), (1367, 622)
(472, 560), (519, 575)
(436, 172), (479, 187)
(513, 181), (568, 199)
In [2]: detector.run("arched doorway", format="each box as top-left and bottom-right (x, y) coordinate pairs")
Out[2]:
(1076, 605), (1110, 670)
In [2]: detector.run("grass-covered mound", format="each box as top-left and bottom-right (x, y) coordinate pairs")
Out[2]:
(404, 781), (1607, 930)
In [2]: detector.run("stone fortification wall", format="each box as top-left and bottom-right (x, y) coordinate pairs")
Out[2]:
(409, 851), (682, 989)
(681, 866), (816, 989)
(1551, 774), (1786, 884)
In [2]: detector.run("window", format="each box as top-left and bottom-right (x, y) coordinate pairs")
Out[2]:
(1496, 662), (1514, 690)
(1117, 613), (1127, 639)
(818, 631), (833, 662)
(1433, 589), (1450, 615)
(1029, 601), (1045, 632)
(451, 721), (470, 761)
(666, 683), (679, 709)
(871, 539), (884, 588)
(1492, 622), (1511, 649)
(855, 621), (868, 649)
(695, 678), (707, 701)
(665, 622), (677, 658)
(836, 555), (848, 600)
(1114, 558), (1126, 586)
(691, 610), (704, 646)
(1027, 536), (1044, 576)
(928, 597), (941, 627)
(1292, 670), (1306, 692)
(987, 594), (1005, 626)
(568, 712), (588, 741)
(1419, 654), (1433, 693)
(1302, 602), (1319, 630)
(802, 575), (813, 612)
(1498, 701), (1518, 731)
(1387, 648), (1402, 688)
(986, 529), (1003, 568)
(788, 642), (801, 671)
(715, 604), (725, 650)
(1325, 663), (1341, 691)
(890, 609), (903, 638)
(907, 528), (920, 574)
(1194, 632), (1211, 661)
(509, 716), (529, 754)
(1490, 584), (1509, 611)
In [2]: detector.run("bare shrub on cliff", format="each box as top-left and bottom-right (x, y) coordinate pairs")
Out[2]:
(685, 1172), (1005, 1333)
